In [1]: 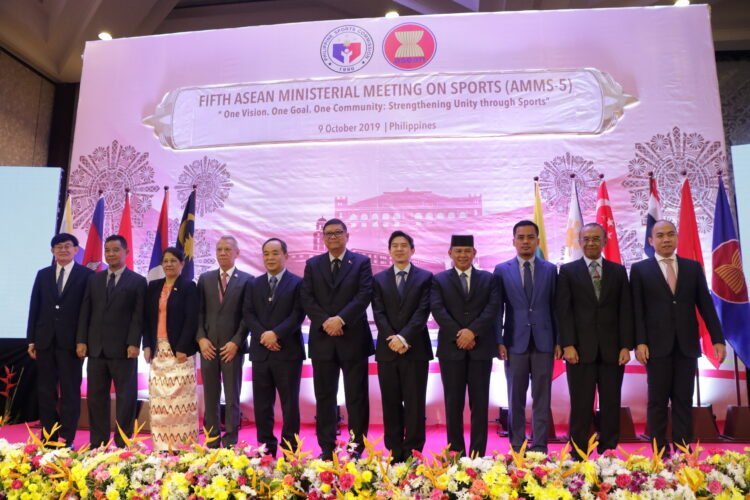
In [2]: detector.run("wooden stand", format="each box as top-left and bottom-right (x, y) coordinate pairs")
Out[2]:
(723, 406), (750, 441)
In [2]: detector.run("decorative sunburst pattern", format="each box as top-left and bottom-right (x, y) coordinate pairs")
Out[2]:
(622, 126), (726, 233)
(538, 152), (601, 213)
(68, 140), (160, 235)
(135, 218), (216, 277)
(615, 223), (643, 270)
(175, 157), (233, 216)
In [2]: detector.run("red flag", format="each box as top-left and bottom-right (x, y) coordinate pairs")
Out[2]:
(118, 191), (134, 270)
(82, 195), (105, 271)
(677, 178), (720, 368)
(596, 180), (622, 264)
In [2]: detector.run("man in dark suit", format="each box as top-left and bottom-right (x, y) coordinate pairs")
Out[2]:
(431, 234), (499, 457)
(197, 235), (252, 448)
(244, 238), (305, 456)
(300, 218), (374, 459)
(77, 234), (146, 448)
(631, 219), (725, 453)
(27, 233), (93, 446)
(556, 223), (633, 458)
(372, 231), (433, 462)
(495, 220), (561, 454)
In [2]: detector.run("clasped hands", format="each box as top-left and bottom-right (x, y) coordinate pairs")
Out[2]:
(323, 316), (344, 336)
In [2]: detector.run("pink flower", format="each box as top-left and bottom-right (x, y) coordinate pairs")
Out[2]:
(466, 467), (477, 479)
(469, 479), (487, 495)
(653, 476), (667, 489)
(284, 474), (295, 486)
(516, 469), (526, 479)
(119, 451), (134, 460)
(260, 454), (273, 466)
(533, 466), (548, 478)
(699, 464), (714, 473)
(339, 473), (355, 491)
(23, 443), (38, 455)
(31, 455), (42, 468)
(599, 482), (612, 493)
(411, 450), (424, 460)
(603, 449), (618, 458)
(320, 471), (335, 484)
(11, 479), (22, 489)
(308, 491), (320, 500)
(237, 476), (247, 486)
(615, 474), (631, 488)
(429, 489), (444, 500)
(708, 480), (722, 495)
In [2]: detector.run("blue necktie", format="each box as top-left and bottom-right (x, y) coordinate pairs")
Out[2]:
(523, 261), (533, 302)
(396, 270), (407, 298)
(56, 267), (65, 295)
(460, 272), (469, 297)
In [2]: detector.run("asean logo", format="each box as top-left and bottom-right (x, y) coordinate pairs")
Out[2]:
(383, 23), (437, 71)
(320, 25), (374, 73)
(712, 240), (749, 304)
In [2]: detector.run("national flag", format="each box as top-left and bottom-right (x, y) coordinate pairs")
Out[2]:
(677, 177), (720, 368)
(564, 178), (584, 263)
(59, 194), (83, 263)
(118, 190), (134, 270)
(644, 175), (662, 258)
(82, 195), (105, 271)
(596, 180), (622, 264)
(147, 188), (169, 282)
(176, 189), (196, 281)
(532, 177), (549, 260)
(711, 176), (750, 367)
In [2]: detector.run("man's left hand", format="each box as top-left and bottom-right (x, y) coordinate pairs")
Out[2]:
(127, 345), (139, 359)
(220, 341), (239, 363)
(456, 329), (476, 350)
(553, 344), (562, 360)
(713, 343), (727, 365)
(323, 316), (344, 335)
(618, 348), (631, 366)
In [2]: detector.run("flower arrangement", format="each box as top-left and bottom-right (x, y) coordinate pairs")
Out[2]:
(0, 365), (23, 427)
(0, 427), (748, 499)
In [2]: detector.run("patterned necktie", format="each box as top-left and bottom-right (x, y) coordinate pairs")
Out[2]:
(57, 267), (65, 295)
(396, 270), (407, 298)
(664, 258), (677, 294)
(269, 275), (278, 301)
(107, 272), (116, 302)
(331, 258), (341, 281)
(523, 261), (533, 302)
(460, 272), (469, 297)
(219, 271), (229, 303)
(589, 261), (602, 299)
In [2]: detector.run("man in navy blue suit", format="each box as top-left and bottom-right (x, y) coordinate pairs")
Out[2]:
(244, 238), (306, 457)
(495, 220), (561, 454)
(300, 218), (374, 459)
(27, 233), (93, 446)
(372, 230), (433, 462)
(431, 234), (500, 457)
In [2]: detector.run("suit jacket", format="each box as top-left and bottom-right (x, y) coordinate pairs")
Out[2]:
(631, 256), (724, 358)
(77, 268), (147, 358)
(431, 267), (500, 360)
(494, 257), (558, 354)
(372, 265), (434, 362)
(556, 258), (634, 364)
(27, 262), (94, 351)
(196, 268), (252, 350)
(144, 277), (199, 356)
(244, 271), (306, 362)
(300, 249), (374, 361)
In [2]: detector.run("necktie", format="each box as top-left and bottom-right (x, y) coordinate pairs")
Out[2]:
(57, 267), (65, 295)
(396, 270), (407, 298)
(107, 272), (116, 302)
(523, 261), (533, 302)
(269, 275), (278, 301)
(331, 258), (341, 281)
(664, 258), (677, 294)
(589, 261), (602, 299)
(460, 272), (469, 297)
(219, 272), (229, 303)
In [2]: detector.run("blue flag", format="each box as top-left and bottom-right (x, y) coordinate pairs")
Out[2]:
(176, 189), (195, 281)
(711, 177), (750, 367)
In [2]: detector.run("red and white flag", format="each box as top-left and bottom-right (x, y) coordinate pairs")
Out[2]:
(596, 180), (622, 264)
(118, 190), (134, 270)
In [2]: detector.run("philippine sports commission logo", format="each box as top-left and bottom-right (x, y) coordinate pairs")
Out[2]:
(383, 23), (437, 71)
(320, 25), (374, 73)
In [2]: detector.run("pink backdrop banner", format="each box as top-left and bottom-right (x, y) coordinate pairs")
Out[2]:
(69, 5), (737, 426)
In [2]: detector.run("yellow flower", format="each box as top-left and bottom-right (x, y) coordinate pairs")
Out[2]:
(232, 454), (250, 470)
(435, 474), (449, 490)
(321, 484), (331, 494)
(106, 489), (120, 500)
(113, 474), (128, 490)
(54, 481), (70, 494)
(455, 470), (470, 483)
(17, 463), (31, 475)
(362, 470), (373, 482)
(275, 457), (285, 470)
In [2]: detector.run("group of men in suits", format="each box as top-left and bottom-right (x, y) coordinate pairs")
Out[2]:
(27, 217), (725, 459)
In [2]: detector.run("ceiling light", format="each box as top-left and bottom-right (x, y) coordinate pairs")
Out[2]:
(385, 10), (399, 18)
(98, 32), (112, 41)
(674, 0), (690, 6)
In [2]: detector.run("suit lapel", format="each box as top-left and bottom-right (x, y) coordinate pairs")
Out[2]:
(598, 259), (614, 302)
(401, 265), (418, 303)
(318, 254), (335, 287)
(448, 269), (466, 300)
(333, 251), (354, 287)
(468, 267), (479, 301)
(576, 258), (598, 303)
(218, 269), (239, 310)
(267, 273), (285, 312)
(649, 257), (674, 296)
(508, 260), (525, 302)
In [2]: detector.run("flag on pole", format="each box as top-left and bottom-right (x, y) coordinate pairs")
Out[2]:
(711, 175), (750, 367)
(644, 174), (662, 258)
(147, 188), (169, 282)
(564, 177), (584, 263)
(677, 177), (721, 368)
(596, 179), (622, 264)
(532, 177), (549, 260)
(118, 190), (134, 270)
(82, 195), (105, 271)
(59, 194), (83, 263)
(176, 188), (196, 281)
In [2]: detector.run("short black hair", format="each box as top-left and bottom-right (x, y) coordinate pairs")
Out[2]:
(388, 230), (414, 249)
(513, 220), (539, 237)
(51, 233), (79, 248)
(262, 237), (288, 254)
(323, 218), (347, 232)
(163, 246), (184, 263)
(580, 222), (607, 241)
(105, 234), (128, 250)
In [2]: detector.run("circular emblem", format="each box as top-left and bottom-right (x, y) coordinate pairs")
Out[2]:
(712, 240), (749, 304)
(383, 23), (437, 71)
(320, 25), (374, 73)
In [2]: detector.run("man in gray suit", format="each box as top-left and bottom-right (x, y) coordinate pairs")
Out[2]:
(197, 236), (253, 447)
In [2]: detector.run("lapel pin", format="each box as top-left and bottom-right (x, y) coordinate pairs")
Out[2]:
(347, 259), (352, 264)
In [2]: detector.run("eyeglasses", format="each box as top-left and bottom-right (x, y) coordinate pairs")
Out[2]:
(53, 243), (75, 250)
(581, 237), (603, 244)
(323, 230), (345, 239)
